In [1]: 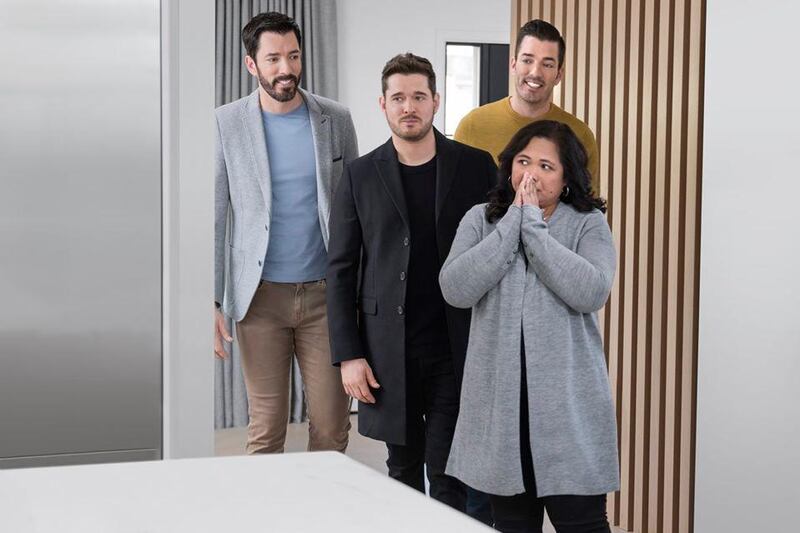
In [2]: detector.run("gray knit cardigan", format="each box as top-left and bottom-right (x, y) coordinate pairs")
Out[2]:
(440, 202), (620, 497)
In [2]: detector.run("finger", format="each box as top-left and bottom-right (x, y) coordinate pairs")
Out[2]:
(513, 181), (524, 204)
(345, 382), (366, 403)
(361, 388), (376, 404)
(365, 366), (380, 389)
(214, 339), (228, 359)
(353, 388), (369, 403)
(344, 383), (358, 401)
(356, 379), (375, 404)
(217, 319), (233, 343)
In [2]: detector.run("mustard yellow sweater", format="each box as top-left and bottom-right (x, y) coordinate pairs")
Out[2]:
(454, 97), (599, 193)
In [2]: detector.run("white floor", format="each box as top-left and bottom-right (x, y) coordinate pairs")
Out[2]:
(215, 416), (628, 533)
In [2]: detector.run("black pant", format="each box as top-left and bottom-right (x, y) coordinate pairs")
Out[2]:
(386, 354), (466, 512)
(466, 485), (493, 525)
(489, 340), (611, 533)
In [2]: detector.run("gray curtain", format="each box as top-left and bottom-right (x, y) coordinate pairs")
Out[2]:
(214, 0), (339, 429)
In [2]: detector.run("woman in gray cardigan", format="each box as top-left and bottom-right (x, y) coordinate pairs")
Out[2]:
(440, 121), (619, 533)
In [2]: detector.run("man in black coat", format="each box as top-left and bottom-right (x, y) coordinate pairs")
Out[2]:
(326, 53), (497, 512)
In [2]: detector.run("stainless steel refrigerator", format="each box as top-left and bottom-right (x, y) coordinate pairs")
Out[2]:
(0, 0), (163, 468)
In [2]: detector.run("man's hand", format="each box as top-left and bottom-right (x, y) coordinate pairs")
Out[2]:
(341, 358), (380, 404)
(214, 308), (233, 359)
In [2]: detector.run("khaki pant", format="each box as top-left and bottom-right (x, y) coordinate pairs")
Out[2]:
(236, 280), (351, 454)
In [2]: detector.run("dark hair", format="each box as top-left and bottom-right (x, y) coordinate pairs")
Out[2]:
(241, 12), (302, 60)
(381, 53), (437, 96)
(515, 19), (566, 68)
(485, 120), (606, 223)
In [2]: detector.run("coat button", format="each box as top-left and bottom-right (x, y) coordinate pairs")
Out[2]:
(400, 271), (406, 281)
(265, 224), (269, 231)
(403, 237), (409, 246)
(258, 260), (262, 266)
(396, 305), (404, 316)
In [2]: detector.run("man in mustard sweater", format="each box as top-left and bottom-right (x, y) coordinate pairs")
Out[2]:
(454, 19), (599, 193)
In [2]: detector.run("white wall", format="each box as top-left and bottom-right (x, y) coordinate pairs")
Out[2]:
(696, 1), (800, 530)
(161, 0), (216, 459)
(337, 0), (510, 155)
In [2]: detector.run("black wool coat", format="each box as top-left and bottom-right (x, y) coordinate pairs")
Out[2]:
(326, 129), (497, 445)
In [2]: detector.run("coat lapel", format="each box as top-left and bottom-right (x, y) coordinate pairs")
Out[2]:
(241, 90), (271, 212)
(374, 139), (409, 229)
(303, 89), (333, 245)
(434, 128), (460, 226)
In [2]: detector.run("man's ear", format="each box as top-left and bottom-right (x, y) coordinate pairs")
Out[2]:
(379, 95), (386, 112)
(244, 55), (258, 77)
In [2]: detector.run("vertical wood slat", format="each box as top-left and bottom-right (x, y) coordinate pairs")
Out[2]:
(615, 0), (633, 528)
(646, 0), (666, 528)
(629, 0), (648, 530)
(510, 2), (705, 532)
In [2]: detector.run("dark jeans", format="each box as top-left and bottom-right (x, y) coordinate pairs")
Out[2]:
(489, 339), (611, 533)
(386, 354), (466, 512)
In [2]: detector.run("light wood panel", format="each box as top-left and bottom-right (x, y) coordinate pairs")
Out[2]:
(510, 2), (705, 532)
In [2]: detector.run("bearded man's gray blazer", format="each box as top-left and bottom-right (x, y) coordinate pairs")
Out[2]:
(215, 89), (358, 321)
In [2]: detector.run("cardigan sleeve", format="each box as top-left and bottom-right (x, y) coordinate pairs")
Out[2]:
(439, 205), (522, 309)
(520, 205), (616, 313)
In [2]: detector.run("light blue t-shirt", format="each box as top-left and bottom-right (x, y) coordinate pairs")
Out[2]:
(261, 102), (327, 282)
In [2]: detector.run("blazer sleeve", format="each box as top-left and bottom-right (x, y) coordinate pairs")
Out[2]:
(326, 163), (364, 365)
(520, 205), (616, 313)
(214, 114), (230, 307)
(342, 110), (359, 165)
(439, 205), (522, 309)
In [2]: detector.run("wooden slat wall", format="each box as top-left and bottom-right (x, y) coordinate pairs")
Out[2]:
(510, 2), (705, 532)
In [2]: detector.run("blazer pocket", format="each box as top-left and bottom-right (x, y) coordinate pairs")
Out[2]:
(359, 297), (377, 315)
(331, 157), (345, 187)
(228, 248), (246, 287)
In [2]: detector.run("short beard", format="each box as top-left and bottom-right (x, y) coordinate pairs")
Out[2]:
(389, 118), (434, 142)
(257, 70), (300, 103)
(515, 78), (551, 105)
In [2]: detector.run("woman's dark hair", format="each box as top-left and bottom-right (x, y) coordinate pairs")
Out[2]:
(485, 120), (606, 223)
(241, 12), (302, 60)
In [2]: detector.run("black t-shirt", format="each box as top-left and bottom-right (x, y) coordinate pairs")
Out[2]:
(398, 156), (451, 358)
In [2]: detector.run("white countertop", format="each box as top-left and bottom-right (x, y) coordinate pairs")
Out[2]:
(0, 451), (492, 532)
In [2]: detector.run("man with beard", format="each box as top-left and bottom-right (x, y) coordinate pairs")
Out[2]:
(455, 19), (599, 192)
(326, 54), (496, 512)
(213, 12), (357, 455)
